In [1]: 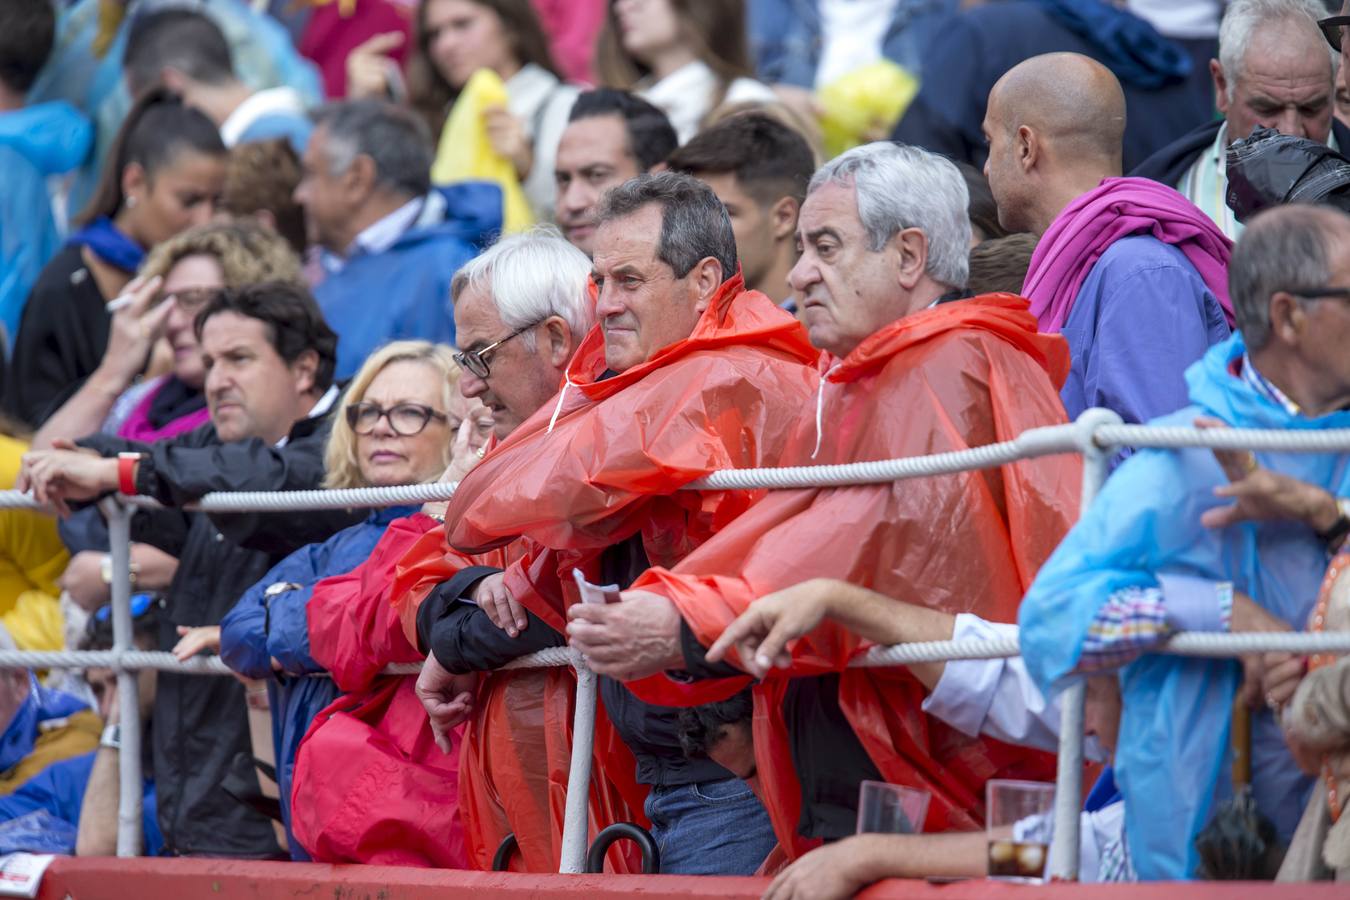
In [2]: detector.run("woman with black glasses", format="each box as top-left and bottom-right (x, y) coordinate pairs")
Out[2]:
(204, 340), (491, 860)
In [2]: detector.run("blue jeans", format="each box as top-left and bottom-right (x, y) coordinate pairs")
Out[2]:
(644, 777), (776, 875)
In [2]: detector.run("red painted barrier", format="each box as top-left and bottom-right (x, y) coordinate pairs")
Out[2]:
(32, 857), (1350, 900)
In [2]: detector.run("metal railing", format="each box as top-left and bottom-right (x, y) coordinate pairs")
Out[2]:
(3, 408), (1349, 878)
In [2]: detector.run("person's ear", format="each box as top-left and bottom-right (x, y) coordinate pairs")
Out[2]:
(345, 154), (379, 199)
(769, 196), (799, 243)
(252, 209), (278, 233)
(1016, 125), (1038, 173)
(541, 315), (574, 368)
(1269, 291), (1306, 344)
(289, 348), (320, 396)
(1211, 59), (1229, 117)
(691, 257), (723, 313)
(159, 67), (190, 97)
(122, 162), (149, 212)
(893, 227), (929, 290)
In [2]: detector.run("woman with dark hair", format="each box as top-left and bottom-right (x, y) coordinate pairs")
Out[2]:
(595, 0), (775, 143)
(347, 0), (578, 218)
(5, 89), (226, 428)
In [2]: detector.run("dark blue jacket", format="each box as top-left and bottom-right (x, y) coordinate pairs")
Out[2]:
(891, 0), (1216, 172)
(314, 183), (501, 380)
(219, 504), (419, 860)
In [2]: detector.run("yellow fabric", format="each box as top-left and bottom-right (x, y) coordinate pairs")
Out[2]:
(817, 60), (919, 158)
(0, 709), (101, 796)
(0, 435), (68, 651)
(430, 69), (534, 234)
(93, 0), (128, 58)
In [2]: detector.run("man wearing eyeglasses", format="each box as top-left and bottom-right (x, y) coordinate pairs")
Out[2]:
(18, 282), (361, 858)
(1017, 204), (1350, 880)
(1134, 0), (1343, 239)
(427, 173), (820, 875)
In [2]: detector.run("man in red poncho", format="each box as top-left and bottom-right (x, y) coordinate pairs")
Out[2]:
(288, 230), (651, 871)
(565, 142), (1082, 861)
(433, 172), (822, 874)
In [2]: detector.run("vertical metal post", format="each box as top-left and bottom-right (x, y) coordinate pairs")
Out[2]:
(1046, 408), (1121, 881)
(100, 498), (142, 858)
(559, 657), (597, 873)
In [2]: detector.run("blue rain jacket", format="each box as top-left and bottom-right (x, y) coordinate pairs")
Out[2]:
(0, 102), (91, 343)
(219, 505), (418, 859)
(1019, 333), (1347, 879)
(313, 183), (502, 380)
(0, 752), (161, 855)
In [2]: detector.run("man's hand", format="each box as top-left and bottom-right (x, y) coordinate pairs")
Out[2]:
(172, 625), (221, 661)
(566, 590), (682, 680)
(763, 835), (878, 900)
(472, 572), (527, 637)
(414, 652), (477, 753)
(1231, 590), (1293, 709)
(706, 579), (837, 679)
(19, 444), (118, 516)
(344, 31), (404, 100)
(60, 551), (112, 612)
(1196, 417), (1341, 532)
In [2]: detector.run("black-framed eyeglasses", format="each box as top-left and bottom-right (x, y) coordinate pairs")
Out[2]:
(345, 401), (448, 436)
(1286, 286), (1350, 303)
(1319, 15), (1350, 52)
(453, 323), (538, 379)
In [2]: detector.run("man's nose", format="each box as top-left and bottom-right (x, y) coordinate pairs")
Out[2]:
(459, 367), (488, 398)
(1275, 107), (1307, 137)
(788, 254), (818, 293)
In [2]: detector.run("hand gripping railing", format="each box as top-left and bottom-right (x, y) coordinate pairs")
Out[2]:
(4, 409), (1350, 872)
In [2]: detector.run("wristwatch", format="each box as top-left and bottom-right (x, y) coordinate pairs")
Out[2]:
(1318, 497), (1350, 552)
(117, 451), (145, 495)
(99, 555), (140, 588)
(100, 723), (121, 751)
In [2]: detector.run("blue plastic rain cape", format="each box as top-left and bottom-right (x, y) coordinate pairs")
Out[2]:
(1018, 332), (1350, 879)
(0, 676), (89, 775)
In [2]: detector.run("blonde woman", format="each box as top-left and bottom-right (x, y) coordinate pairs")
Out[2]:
(171, 341), (492, 859)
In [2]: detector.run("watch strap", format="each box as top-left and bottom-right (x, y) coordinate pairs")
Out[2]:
(117, 452), (142, 495)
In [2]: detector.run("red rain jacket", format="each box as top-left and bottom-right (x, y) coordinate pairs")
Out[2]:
(628, 295), (1081, 858)
(445, 275), (822, 629)
(386, 525), (650, 873)
(291, 513), (468, 867)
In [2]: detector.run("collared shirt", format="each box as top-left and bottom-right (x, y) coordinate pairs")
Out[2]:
(1179, 121), (1341, 241)
(322, 193), (442, 276)
(1239, 351), (1303, 417)
(276, 383), (340, 449)
(219, 87), (307, 148)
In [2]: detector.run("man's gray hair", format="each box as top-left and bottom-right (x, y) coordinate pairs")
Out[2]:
(595, 172), (739, 283)
(809, 142), (971, 290)
(1218, 0), (1335, 102)
(1229, 205), (1339, 348)
(311, 100), (432, 199)
(451, 226), (596, 349)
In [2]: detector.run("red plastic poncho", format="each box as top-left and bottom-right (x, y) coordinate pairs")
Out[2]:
(291, 513), (468, 867)
(445, 275), (822, 627)
(386, 525), (650, 874)
(626, 295), (1081, 858)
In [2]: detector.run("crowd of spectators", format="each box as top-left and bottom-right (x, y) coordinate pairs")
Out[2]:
(0, 0), (1348, 894)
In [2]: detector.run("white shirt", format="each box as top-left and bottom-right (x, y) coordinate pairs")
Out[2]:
(1124, 0), (1222, 40)
(505, 63), (580, 221)
(816, 0), (902, 87)
(639, 60), (777, 144)
(275, 383), (341, 449)
(219, 86), (307, 148)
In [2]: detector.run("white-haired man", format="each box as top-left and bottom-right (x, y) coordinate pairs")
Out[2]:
(564, 143), (1081, 860)
(1134, 0), (1343, 238)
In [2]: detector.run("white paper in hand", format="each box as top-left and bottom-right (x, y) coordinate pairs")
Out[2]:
(571, 568), (619, 606)
(0, 854), (55, 898)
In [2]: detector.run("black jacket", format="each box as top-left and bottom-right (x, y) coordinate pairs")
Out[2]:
(1132, 117), (1350, 188)
(418, 536), (734, 788)
(81, 408), (361, 857)
(5, 245), (113, 427)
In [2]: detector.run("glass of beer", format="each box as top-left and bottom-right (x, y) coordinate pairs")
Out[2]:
(986, 779), (1055, 882)
(855, 781), (930, 835)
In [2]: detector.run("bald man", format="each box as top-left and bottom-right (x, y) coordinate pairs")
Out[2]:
(984, 52), (1232, 429)
(1134, 0), (1341, 239)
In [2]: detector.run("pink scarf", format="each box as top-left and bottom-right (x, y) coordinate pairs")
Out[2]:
(1022, 177), (1235, 334)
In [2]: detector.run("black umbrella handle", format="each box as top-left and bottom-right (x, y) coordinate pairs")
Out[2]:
(491, 833), (520, 872)
(585, 822), (660, 874)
